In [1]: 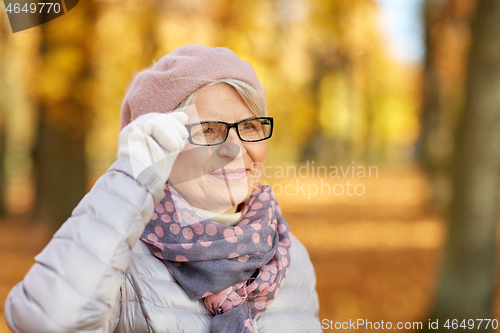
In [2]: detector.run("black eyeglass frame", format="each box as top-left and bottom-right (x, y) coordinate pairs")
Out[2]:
(185, 117), (274, 146)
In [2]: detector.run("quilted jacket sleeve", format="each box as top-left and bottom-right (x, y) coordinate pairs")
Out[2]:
(4, 157), (165, 333)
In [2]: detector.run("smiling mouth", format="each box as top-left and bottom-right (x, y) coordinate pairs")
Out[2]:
(210, 168), (248, 181)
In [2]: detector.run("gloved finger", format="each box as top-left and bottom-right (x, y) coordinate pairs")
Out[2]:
(157, 113), (189, 139)
(129, 134), (162, 166)
(155, 128), (185, 153)
(141, 112), (189, 142)
(169, 117), (189, 139)
(168, 111), (189, 124)
(151, 119), (187, 151)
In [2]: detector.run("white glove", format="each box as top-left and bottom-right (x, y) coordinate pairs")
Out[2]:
(117, 112), (189, 183)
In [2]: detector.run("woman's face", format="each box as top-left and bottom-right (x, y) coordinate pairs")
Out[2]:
(168, 83), (267, 214)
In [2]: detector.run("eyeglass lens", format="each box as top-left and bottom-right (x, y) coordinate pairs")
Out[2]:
(190, 118), (272, 145)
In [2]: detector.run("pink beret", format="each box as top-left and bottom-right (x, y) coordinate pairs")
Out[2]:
(120, 45), (266, 129)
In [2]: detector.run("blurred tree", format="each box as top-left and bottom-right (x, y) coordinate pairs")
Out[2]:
(0, 16), (37, 217)
(417, 0), (449, 212)
(300, 0), (358, 163)
(418, 0), (477, 213)
(299, 0), (417, 164)
(33, 0), (97, 226)
(422, 0), (500, 330)
(301, 47), (346, 163)
(0, 17), (9, 217)
(87, 0), (165, 185)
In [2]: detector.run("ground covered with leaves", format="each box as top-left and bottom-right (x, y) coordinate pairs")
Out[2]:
(1, 166), (498, 332)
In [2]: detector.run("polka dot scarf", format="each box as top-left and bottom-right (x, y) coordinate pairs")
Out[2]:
(140, 183), (292, 333)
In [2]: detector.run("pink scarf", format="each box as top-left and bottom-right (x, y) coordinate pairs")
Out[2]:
(141, 183), (291, 333)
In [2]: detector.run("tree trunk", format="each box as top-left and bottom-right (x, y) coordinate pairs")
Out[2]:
(33, 118), (87, 226)
(422, 0), (500, 330)
(0, 21), (10, 217)
(417, 0), (453, 214)
(33, 1), (96, 227)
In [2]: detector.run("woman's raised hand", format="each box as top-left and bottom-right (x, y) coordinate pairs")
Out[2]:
(117, 111), (189, 182)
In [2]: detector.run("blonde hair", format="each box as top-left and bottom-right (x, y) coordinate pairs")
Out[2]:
(174, 78), (266, 117)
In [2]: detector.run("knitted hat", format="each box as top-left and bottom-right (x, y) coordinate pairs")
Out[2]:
(120, 45), (266, 129)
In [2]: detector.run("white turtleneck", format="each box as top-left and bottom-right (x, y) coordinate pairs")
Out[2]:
(191, 206), (243, 227)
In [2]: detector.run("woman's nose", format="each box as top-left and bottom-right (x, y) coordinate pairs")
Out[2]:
(217, 128), (246, 158)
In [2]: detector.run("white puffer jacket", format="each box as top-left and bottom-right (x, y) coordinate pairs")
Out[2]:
(4, 158), (322, 333)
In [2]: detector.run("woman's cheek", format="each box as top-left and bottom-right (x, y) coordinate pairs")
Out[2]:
(256, 143), (267, 178)
(248, 161), (265, 191)
(171, 146), (207, 183)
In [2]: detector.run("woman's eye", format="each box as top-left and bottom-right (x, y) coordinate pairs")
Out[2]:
(197, 127), (216, 136)
(242, 122), (255, 130)
(192, 126), (212, 136)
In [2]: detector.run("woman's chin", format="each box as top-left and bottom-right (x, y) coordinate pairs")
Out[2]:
(195, 193), (247, 214)
(205, 182), (250, 209)
(205, 175), (261, 206)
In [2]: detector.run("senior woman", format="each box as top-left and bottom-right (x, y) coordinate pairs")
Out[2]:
(4, 45), (321, 333)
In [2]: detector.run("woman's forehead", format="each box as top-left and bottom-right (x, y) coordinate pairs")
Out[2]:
(186, 85), (255, 123)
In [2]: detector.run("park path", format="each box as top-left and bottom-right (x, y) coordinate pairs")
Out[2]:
(271, 165), (445, 327)
(0, 165), (498, 332)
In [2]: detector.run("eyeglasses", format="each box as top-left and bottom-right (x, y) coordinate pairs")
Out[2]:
(185, 117), (274, 146)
